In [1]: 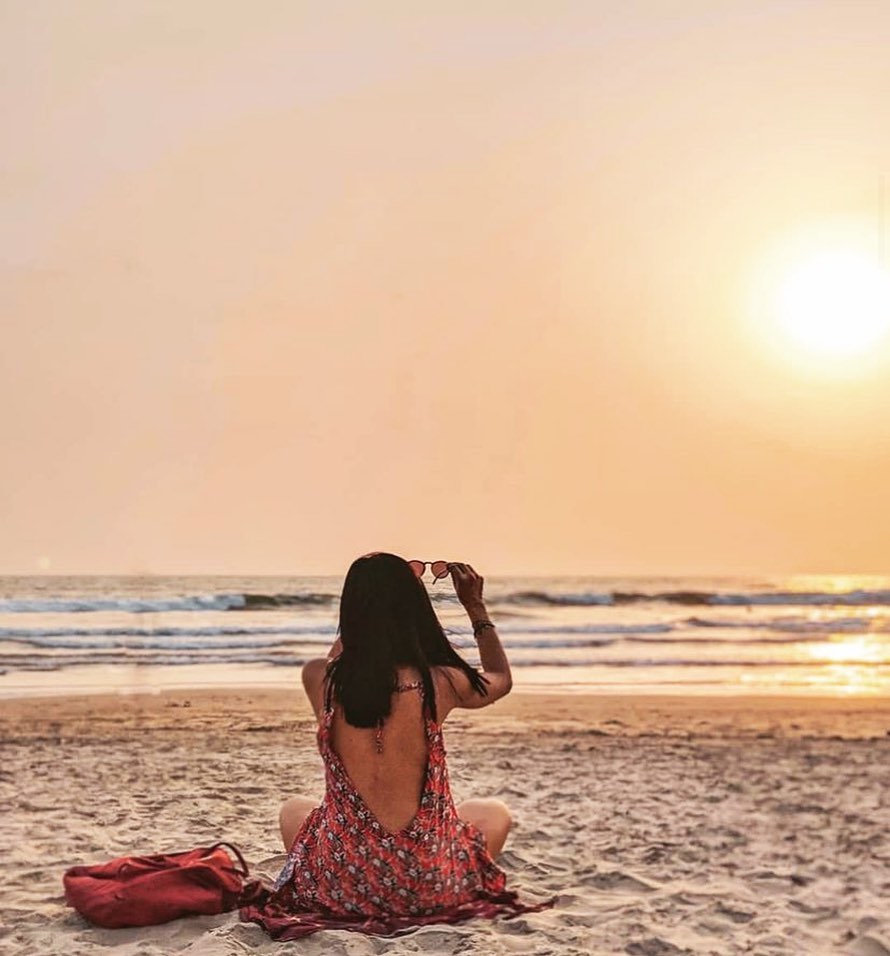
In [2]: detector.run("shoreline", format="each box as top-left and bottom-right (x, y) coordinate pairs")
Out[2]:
(3, 686), (889, 740)
(1, 661), (888, 703)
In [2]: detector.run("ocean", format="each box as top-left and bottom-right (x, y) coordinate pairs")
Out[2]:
(1, 574), (888, 698)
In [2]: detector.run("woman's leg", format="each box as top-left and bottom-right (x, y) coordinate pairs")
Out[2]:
(278, 795), (318, 850)
(456, 798), (513, 858)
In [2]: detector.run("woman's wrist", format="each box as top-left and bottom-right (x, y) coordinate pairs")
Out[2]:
(464, 601), (488, 620)
(472, 618), (496, 637)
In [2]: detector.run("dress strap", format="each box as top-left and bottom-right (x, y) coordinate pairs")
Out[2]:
(322, 675), (335, 716)
(396, 679), (423, 693)
(373, 679), (426, 753)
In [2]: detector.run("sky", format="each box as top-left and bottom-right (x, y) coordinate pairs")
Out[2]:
(3, 0), (890, 577)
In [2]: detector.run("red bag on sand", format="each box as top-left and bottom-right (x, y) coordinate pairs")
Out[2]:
(63, 842), (268, 928)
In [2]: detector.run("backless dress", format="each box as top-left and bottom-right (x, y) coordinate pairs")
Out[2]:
(240, 681), (552, 939)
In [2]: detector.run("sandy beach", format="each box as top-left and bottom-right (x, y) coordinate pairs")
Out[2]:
(2, 688), (888, 955)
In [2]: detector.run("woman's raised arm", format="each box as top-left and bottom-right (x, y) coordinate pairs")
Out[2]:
(446, 562), (512, 708)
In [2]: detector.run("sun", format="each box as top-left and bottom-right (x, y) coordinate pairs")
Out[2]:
(773, 249), (890, 358)
(747, 228), (890, 376)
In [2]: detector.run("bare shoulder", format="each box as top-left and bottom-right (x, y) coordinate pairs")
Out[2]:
(301, 658), (328, 720)
(302, 657), (327, 689)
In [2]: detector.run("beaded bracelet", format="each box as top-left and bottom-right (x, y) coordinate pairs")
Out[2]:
(472, 618), (496, 636)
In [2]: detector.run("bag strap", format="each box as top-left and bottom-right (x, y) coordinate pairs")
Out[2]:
(206, 842), (249, 877)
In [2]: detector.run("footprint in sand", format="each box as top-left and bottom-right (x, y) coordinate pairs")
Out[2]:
(625, 937), (692, 956)
(848, 936), (890, 956)
(579, 870), (658, 893)
(714, 902), (755, 923)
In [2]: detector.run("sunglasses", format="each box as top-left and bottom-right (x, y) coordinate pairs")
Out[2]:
(408, 560), (451, 582)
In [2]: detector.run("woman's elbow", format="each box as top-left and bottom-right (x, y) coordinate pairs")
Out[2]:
(489, 672), (512, 701)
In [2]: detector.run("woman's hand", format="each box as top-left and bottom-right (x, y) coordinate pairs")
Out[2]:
(449, 562), (486, 616)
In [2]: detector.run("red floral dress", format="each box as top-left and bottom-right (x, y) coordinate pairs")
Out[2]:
(240, 689), (552, 940)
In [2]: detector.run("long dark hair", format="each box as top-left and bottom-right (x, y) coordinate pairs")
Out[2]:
(325, 552), (488, 726)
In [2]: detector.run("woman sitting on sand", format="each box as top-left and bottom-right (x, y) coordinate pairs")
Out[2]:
(240, 552), (550, 940)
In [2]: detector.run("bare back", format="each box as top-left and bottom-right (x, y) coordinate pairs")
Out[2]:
(329, 669), (429, 833)
(302, 662), (485, 834)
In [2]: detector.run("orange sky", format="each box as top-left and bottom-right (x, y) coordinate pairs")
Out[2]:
(3, 1), (890, 576)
